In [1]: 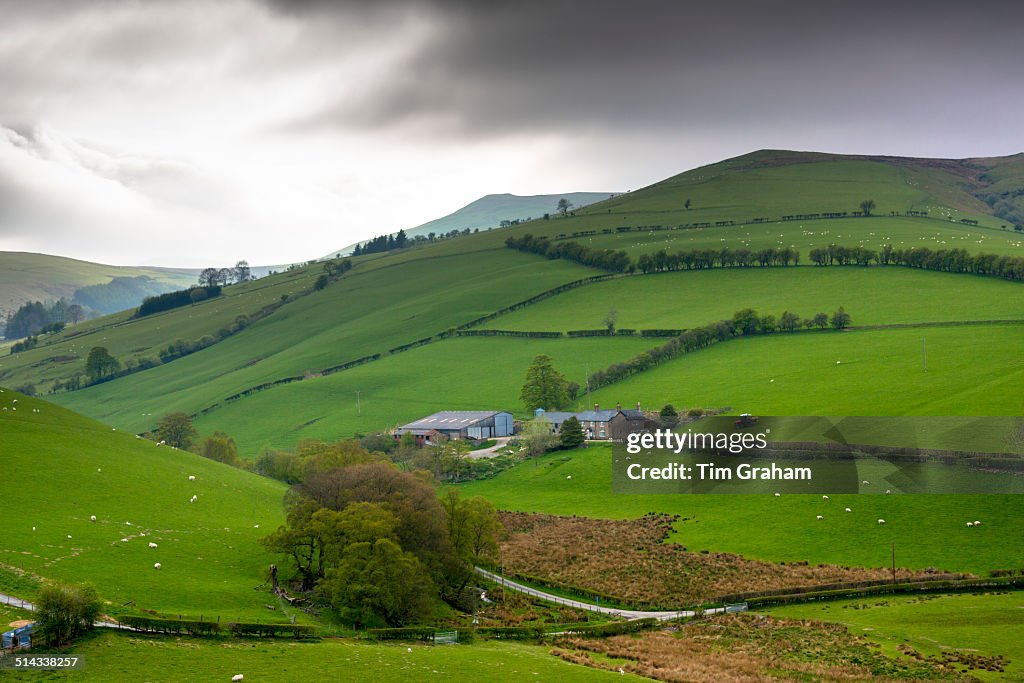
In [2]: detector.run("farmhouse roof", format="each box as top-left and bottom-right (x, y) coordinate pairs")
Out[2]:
(400, 410), (508, 430)
(543, 410), (621, 423)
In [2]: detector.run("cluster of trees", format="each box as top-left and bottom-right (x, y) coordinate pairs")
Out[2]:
(636, 246), (800, 272)
(352, 230), (409, 256)
(261, 456), (501, 627)
(505, 234), (631, 272)
(4, 300), (85, 341)
(314, 258), (354, 291)
(35, 582), (101, 646)
(809, 244), (1024, 280)
(198, 260), (252, 287)
(153, 412), (244, 467)
(586, 307), (850, 392)
(137, 285), (222, 317)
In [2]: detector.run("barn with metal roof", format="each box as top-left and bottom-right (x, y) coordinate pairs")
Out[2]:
(394, 410), (513, 444)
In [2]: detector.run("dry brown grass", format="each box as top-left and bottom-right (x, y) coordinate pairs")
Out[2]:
(551, 614), (970, 682)
(500, 512), (950, 607)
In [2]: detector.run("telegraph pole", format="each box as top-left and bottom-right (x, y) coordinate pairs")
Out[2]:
(356, 390), (361, 416)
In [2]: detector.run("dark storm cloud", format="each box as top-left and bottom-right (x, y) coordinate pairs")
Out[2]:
(275, 0), (1024, 140)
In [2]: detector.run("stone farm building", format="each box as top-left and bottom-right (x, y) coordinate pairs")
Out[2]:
(394, 410), (514, 445)
(540, 403), (649, 441)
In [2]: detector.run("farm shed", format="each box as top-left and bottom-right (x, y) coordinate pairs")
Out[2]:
(395, 411), (513, 444)
(2, 622), (38, 650)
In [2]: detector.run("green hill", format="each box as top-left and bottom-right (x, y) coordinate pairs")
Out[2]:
(0, 389), (287, 620)
(1, 149), (1020, 451)
(0, 251), (200, 327)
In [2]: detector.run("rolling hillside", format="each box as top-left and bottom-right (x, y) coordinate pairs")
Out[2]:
(0, 149), (1020, 453)
(0, 389), (287, 620)
(0, 251), (200, 321)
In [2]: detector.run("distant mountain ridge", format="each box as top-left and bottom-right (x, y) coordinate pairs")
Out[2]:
(326, 191), (618, 257)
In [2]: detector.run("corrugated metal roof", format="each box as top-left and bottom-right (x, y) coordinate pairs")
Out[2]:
(399, 410), (509, 430)
(541, 410), (620, 423)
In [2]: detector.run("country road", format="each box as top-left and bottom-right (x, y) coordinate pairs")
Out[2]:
(0, 593), (34, 612)
(473, 567), (729, 621)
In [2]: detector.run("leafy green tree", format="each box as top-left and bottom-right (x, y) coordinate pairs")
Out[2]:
(779, 311), (801, 332)
(233, 260), (251, 283)
(198, 431), (241, 466)
(520, 416), (559, 457)
(36, 582), (101, 646)
(156, 412), (197, 450)
(830, 306), (852, 329)
(85, 346), (120, 383)
(520, 354), (570, 410)
(731, 308), (761, 336)
(808, 312), (829, 329)
(602, 308), (618, 334)
(659, 404), (679, 427)
(559, 416), (586, 449)
(556, 198), (573, 217)
(859, 199), (876, 216)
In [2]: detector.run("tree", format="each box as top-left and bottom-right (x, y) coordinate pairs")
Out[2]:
(808, 312), (829, 329)
(36, 582), (101, 646)
(860, 199), (876, 216)
(520, 354), (570, 411)
(779, 310), (801, 332)
(556, 198), (573, 217)
(684, 198), (692, 210)
(85, 346), (120, 383)
(156, 412), (197, 450)
(559, 416), (585, 449)
(830, 306), (852, 329)
(198, 431), (241, 466)
(233, 260), (251, 283)
(66, 304), (86, 324)
(731, 308), (761, 336)
(659, 404), (679, 427)
(198, 267), (220, 287)
(520, 416), (559, 457)
(602, 308), (618, 334)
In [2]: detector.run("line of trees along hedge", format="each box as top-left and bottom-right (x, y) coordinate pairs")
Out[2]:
(137, 285), (221, 317)
(505, 234), (631, 272)
(116, 615), (315, 638)
(587, 308), (848, 392)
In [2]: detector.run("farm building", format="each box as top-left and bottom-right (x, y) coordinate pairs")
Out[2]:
(394, 410), (514, 444)
(540, 403), (649, 441)
(2, 622), (38, 650)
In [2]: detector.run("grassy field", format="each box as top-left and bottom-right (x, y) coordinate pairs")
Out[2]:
(191, 336), (655, 455)
(587, 324), (1024, 421)
(47, 249), (592, 432)
(484, 266), (1024, 332)
(12, 631), (640, 682)
(0, 391), (289, 621)
(459, 445), (1024, 576)
(764, 592), (1024, 682)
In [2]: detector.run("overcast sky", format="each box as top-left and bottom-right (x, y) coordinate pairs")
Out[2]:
(1, 0), (1022, 267)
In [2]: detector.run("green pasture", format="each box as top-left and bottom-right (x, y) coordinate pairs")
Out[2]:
(50, 250), (592, 434)
(484, 266), (1024, 332)
(765, 592), (1024, 682)
(0, 391), (289, 621)
(586, 324), (1024, 423)
(192, 336), (655, 456)
(459, 445), (1024, 576)
(13, 631), (638, 682)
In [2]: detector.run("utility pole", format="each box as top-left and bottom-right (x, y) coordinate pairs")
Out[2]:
(356, 390), (361, 416)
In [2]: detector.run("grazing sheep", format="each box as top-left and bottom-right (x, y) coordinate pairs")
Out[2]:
(974, 520), (982, 526)
(67, 535), (72, 539)
(232, 675), (244, 682)
(154, 563), (161, 570)
(190, 495), (198, 503)
(877, 519), (886, 525)
(32, 526), (36, 532)
(90, 515), (97, 522)
(845, 507), (852, 513)
(121, 538), (130, 542)
(862, 480), (869, 485)
(188, 475), (196, 481)
(773, 492), (781, 497)
(148, 542), (158, 549)
(966, 522), (974, 527)
(885, 489), (892, 494)
(822, 495), (829, 501)
(566, 475), (572, 480)
(816, 515), (823, 520)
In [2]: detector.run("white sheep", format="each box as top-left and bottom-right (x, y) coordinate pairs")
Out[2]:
(862, 480), (869, 485)
(566, 475), (572, 480)
(822, 495), (829, 501)
(885, 489), (892, 494)
(774, 492), (781, 497)
(148, 542), (158, 549)
(67, 534), (72, 539)
(966, 522), (974, 527)
(188, 475), (196, 481)
(877, 519), (886, 525)
(232, 675), (244, 682)
(154, 563), (161, 570)
(121, 538), (130, 542)
(845, 507), (852, 513)
(816, 515), (823, 520)
(190, 495), (198, 503)
(32, 526), (36, 532)
(974, 520), (982, 526)
(90, 515), (97, 522)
